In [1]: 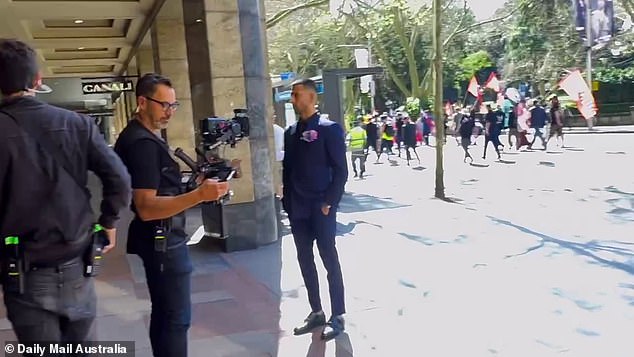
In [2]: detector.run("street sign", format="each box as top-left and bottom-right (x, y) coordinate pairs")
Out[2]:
(280, 72), (296, 81)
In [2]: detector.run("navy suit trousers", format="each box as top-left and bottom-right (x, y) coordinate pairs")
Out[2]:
(290, 204), (346, 316)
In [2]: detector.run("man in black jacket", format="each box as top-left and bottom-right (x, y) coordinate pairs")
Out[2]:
(0, 39), (131, 343)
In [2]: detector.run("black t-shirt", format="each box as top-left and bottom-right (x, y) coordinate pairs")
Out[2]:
(459, 116), (475, 138)
(366, 122), (378, 139)
(114, 120), (186, 255)
(485, 111), (497, 129)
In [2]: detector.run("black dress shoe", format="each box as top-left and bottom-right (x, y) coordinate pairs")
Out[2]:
(321, 315), (345, 341)
(293, 311), (326, 336)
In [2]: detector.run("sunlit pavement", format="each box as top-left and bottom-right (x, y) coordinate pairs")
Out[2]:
(1, 132), (631, 357)
(263, 132), (634, 356)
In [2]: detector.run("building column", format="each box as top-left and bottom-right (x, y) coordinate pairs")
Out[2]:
(153, 1), (196, 156)
(136, 43), (156, 76)
(179, 0), (277, 249)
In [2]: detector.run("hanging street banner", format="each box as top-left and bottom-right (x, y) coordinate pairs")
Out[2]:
(574, 0), (616, 45)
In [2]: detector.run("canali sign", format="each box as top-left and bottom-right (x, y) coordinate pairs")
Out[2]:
(82, 81), (134, 94)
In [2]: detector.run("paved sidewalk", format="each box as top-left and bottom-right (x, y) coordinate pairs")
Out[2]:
(1, 133), (632, 357)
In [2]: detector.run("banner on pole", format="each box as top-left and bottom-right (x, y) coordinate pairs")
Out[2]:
(574, 0), (615, 45)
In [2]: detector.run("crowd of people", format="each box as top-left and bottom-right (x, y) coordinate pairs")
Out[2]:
(346, 95), (569, 175)
(450, 95), (566, 163)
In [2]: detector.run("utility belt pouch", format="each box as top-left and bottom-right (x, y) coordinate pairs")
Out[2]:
(84, 224), (108, 278)
(3, 236), (25, 294)
(154, 226), (167, 273)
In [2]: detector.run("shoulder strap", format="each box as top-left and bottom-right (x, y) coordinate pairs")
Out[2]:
(0, 109), (91, 202)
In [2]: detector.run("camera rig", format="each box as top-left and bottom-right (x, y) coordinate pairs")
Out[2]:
(173, 109), (250, 241)
(173, 108), (250, 191)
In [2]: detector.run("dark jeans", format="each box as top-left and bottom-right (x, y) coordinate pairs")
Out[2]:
(404, 145), (419, 165)
(139, 244), (192, 357)
(290, 204), (345, 316)
(483, 133), (502, 159)
(3, 257), (95, 355)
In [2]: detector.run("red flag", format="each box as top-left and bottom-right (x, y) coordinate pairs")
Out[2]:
(485, 72), (501, 92)
(467, 76), (479, 98)
(558, 70), (597, 120)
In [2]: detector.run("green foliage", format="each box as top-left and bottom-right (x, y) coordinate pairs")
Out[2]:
(594, 67), (634, 83)
(405, 97), (421, 117)
(458, 50), (494, 81)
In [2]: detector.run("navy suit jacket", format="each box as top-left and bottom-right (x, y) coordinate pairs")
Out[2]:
(282, 113), (348, 220)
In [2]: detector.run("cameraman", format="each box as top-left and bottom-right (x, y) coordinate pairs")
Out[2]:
(0, 39), (131, 343)
(114, 73), (229, 357)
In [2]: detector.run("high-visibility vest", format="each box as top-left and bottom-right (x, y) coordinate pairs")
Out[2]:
(348, 126), (367, 150)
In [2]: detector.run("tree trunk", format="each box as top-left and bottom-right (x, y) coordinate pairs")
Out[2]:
(433, 0), (445, 199)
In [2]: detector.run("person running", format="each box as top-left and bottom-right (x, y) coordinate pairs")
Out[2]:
(458, 111), (476, 163)
(364, 114), (380, 159)
(528, 99), (548, 150)
(482, 105), (503, 160)
(547, 96), (565, 149)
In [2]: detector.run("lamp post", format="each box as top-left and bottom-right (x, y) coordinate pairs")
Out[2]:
(585, 0), (593, 87)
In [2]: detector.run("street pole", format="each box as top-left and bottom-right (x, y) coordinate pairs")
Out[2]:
(585, 0), (594, 129)
(432, 0), (445, 199)
(368, 39), (375, 113)
(585, 0), (593, 87)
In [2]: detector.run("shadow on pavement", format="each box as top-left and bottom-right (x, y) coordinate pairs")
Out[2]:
(488, 216), (634, 275)
(337, 220), (383, 236)
(398, 232), (468, 246)
(306, 330), (354, 357)
(539, 161), (556, 167)
(337, 193), (409, 214)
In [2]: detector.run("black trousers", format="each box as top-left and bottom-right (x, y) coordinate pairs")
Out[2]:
(139, 244), (192, 357)
(3, 257), (95, 355)
(290, 204), (345, 316)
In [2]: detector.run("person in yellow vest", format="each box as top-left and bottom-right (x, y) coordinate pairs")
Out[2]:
(346, 117), (367, 179)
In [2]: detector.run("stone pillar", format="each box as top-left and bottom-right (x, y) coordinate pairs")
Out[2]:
(179, 0), (277, 249)
(235, 0), (277, 246)
(136, 46), (156, 76)
(154, 0), (196, 156)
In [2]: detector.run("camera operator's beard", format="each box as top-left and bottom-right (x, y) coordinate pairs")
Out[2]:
(158, 120), (170, 130)
(153, 117), (170, 130)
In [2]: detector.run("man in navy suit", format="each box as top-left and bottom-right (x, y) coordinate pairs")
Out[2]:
(283, 79), (348, 341)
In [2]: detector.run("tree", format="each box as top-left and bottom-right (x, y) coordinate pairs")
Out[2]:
(266, 0), (330, 29)
(340, 0), (477, 102)
(458, 50), (494, 81)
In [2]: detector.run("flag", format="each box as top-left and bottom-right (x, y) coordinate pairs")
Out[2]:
(467, 76), (479, 98)
(558, 69), (597, 120)
(485, 72), (501, 92)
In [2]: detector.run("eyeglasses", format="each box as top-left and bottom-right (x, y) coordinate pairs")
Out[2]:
(144, 96), (180, 112)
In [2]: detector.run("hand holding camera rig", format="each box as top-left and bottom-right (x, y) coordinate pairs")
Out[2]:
(172, 109), (250, 240)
